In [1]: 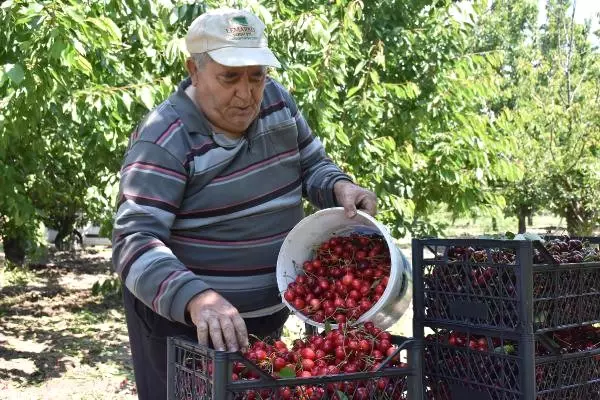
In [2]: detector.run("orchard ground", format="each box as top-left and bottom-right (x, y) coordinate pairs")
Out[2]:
(0, 213), (586, 399)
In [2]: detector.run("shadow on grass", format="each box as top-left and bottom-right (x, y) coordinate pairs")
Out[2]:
(0, 248), (134, 386)
(0, 290), (133, 385)
(27, 250), (115, 275)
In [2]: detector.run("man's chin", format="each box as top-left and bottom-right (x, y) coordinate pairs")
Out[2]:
(228, 119), (253, 133)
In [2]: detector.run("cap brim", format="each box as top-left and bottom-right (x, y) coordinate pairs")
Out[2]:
(208, 47), (281, 68)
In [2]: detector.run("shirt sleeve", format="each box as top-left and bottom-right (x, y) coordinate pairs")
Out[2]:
(111, 138), (210, 325)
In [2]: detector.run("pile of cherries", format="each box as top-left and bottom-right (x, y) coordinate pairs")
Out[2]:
(424, 325), (600, 399)
(234, 323), (407, 399)
(283, 233), (391, 324)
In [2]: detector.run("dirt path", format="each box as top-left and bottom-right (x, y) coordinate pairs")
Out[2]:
(0, 247), (137, 400)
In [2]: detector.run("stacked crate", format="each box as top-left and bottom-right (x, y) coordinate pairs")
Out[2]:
(412, 237), (600, 399)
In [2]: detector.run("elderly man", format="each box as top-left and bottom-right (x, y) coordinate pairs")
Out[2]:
(112, 7), (377, 399)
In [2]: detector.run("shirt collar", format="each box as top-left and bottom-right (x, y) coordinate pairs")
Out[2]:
(168, 77), (212, 137)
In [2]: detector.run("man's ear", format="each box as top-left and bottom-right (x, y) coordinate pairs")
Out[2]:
(186, 58), (198, 86)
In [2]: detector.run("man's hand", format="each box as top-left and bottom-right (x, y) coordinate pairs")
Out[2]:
(333, 180), (377, 218)
(186, 290), (248, 352)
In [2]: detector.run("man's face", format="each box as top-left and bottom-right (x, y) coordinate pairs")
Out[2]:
(187, 57), (267, 136)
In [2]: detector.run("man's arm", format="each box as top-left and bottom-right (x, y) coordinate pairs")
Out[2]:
(112, 139), (209, 325)
(112, 136), (248, 351)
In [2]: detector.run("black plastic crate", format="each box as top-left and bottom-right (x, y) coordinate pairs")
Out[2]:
(412, 238), (600, 333)
(167, 335), (421, 399)
(544, 235), (600, 244)
(423, 326), (600, 400)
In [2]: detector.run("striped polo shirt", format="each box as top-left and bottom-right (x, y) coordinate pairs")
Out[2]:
(111, 77), (351, 324)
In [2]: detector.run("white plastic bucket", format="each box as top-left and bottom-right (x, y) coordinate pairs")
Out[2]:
(276, 207), (412, 330)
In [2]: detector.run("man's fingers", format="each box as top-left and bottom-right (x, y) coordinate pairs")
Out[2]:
(232, 315), (249, 351)
(345, 203), (357, 218)
(218, 316), (239, 352)
(359, 195), (377, 216)
(188, 292), (247, 352)
(207, 317), (225, 351)
(196, 319), (209, 347)
(340, 194), (357, 218)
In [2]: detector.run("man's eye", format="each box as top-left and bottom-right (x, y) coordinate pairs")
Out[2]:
(222, 74), (238, 82)
(251, 73), (265, 82)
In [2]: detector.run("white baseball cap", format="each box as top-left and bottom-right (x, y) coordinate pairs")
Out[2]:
(185, 8), (281, 68)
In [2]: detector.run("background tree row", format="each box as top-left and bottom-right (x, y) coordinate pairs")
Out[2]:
(0, 0), (598, 264)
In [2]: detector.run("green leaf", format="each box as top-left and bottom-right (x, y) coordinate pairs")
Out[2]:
(100, 16), (122, 41)
(101, 279), (113, 292)
(121, 91), (133, 111)
(494, 344), (515, 355)
(73, 39), (86, 56)
(137, 86), (154, 110)
(50, 39), (66, 60)
(324, 321), (332, 333)
(336, 391), (349, 400)
(347, 85), (361, 98)
(87, 17), (122, 41)
(75, 55), (93, 76)
(4, 64), (25, 85)
(369, 70), (380, 85)
(335, 130), (350, 146)
(65, 6), (85, 25)
(278, 366), (296, 378)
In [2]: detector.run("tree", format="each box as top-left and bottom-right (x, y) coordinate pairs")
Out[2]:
(474, 0), (600, 236)
(0, 0), (200, 260)
(472, 0), (547, 233)
(248, 0), (521, 236)
(535, 0), (600, 235)
(1, 0), (522, 260)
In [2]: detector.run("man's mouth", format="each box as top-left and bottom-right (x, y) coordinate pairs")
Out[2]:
(233, 106), (253, 115)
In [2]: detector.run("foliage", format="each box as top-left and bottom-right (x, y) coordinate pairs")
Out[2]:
(222, 0), (521, 237)
(0, 0), (195, 258)
(474, 0), (600, 235)
(5, 0), (596, 252)
(473, 0), (546, 231)
(537, 0), (600, 235)
(1, 262), (35, 285)
(91, 275), (123, 299)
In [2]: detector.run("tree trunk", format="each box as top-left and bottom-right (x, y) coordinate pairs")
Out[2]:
(53, 215), (79, 250)
(566, 212), (594, 237)
(518, 209), (527, 234)
(3, 236), (26, 266)
(527, 214), (533, 226)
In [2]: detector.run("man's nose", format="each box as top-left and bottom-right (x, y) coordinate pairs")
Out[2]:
(235, 76), (252, 100)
